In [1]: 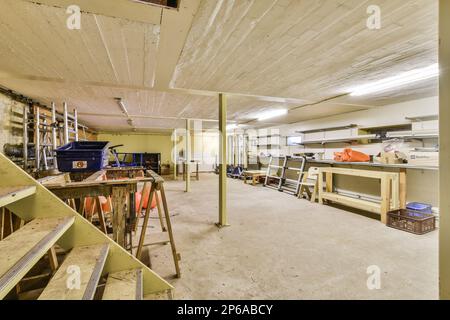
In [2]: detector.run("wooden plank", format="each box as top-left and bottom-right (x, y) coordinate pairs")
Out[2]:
(321, 192), (381, 214)
(95, 197), (108, 234)
(380, 176), (391, 224)
(155, 192), (167, 232)
(0, 186), (36, 207)
(391, 174), (400, 210)
(160, 186), (181, 278)
(318, 171), (324, 205)
(84, 170), (107, 182)
(44, 179), (151, 190)
(319, 167), (398, 180)
(112, 187), (128, 247)
(102, 269), (142, 300)
(136, 185), (156, 259)
(399, 169), (407, 209)
(47, 246), (59, 272)
(325, 172), (333, 193)
(0, 216), (75, 299)
(39, 174), (70, 185)
(39, 244), (109, 300)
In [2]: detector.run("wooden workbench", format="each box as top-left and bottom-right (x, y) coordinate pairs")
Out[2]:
(243, 170), (267, 186)
(317, 167), (405, 224)
(41, 168), (181, 278)
(43, 174), (153, 249)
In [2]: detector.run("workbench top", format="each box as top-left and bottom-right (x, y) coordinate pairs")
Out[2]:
(307, 159), (439, 171)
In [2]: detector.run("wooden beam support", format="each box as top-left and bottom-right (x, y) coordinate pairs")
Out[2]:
(440, 0), (450, 300)
(173, 129), (177, 181)
(217, 93), (229, 228)
(185, 119), (191, 193)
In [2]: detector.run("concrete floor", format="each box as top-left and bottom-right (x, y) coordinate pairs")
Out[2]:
(139, 173), (438, 300)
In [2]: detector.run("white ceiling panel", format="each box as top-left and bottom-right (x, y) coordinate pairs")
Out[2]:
(0, 0), (439, 133)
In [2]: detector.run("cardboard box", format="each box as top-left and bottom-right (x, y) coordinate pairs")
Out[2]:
(408, 151), (439, 166)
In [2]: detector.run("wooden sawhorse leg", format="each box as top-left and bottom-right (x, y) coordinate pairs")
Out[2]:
(160, 185), (181, 278)
(112, 187), (128, 248)
(136, 182), (181, 278)
(155, 192), (167, 232)
(136, 184), (157, 260)
(95, 197), (108, 234)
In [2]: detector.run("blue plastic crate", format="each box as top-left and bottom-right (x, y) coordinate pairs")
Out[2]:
(56, 141), (110, 172)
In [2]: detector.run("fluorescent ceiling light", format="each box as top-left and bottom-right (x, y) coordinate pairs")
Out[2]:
(350, 63), (439, 97)
(115, 97), (129, 116)
(257, 109), (288, 121)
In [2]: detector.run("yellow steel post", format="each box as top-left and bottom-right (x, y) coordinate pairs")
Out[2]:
(185, 119), (191, 192)
(440, 0), (450, 300)
(173, 129), (177, 181)
(217, 93), (229, 227)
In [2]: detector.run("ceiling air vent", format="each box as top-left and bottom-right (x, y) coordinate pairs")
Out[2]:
(132, 0), (179, 9)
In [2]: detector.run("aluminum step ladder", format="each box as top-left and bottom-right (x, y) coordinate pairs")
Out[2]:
(264, 156), (286, 191)
(264, 156), (307, 196)
(279, 156), (307, 196)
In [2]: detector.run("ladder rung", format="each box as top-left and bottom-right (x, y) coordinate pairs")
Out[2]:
(267, 175), (281, 179)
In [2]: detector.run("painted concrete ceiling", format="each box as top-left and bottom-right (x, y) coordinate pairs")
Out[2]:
(0, 0), (438, 133)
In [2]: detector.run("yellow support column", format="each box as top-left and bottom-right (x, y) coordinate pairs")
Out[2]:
(173, 129), (177, 181)
(217, 93), (229, 228)
(185, 119), (191, 193)
(440, 0), (450, 300)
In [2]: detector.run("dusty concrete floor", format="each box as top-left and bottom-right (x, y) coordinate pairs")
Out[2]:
(138, 173), (438, 300)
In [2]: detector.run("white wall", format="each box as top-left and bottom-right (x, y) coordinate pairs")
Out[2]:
(269, 96), (440, 209)
(279, 96), (438, 136)
(0, 91), (25, 151)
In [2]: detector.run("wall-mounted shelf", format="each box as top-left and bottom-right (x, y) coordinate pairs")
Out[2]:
(301, 134), (379, 145)
(295, 124), (358, 134)
(386, 132), (439, 140)
(308, 159), (439, 171)
(406, 115), (439, 122)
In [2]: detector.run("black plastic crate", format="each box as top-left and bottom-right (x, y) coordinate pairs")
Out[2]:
(56, 141), (110, 172)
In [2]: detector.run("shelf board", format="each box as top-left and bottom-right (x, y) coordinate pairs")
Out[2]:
(296, 124), (358, 134)
(386, 133), (439, 140)
(301, 134), (378, 145)
(405, 115), (438, 122)
(308, 159), (439, 171)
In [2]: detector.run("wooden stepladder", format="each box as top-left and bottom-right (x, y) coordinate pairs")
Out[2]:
(298, 167), (320, 202)
(136, 173), (181, 278)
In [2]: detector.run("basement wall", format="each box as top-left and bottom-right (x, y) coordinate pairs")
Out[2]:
(97, 133), (173, 167)
(0, 91), (24, 152)
(271, 96), (439, 209)
(98, 130), (220, 174)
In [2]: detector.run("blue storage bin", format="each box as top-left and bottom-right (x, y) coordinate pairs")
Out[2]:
(56, 141), (110, 172)
(406, 202), (433, 214)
